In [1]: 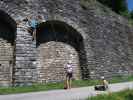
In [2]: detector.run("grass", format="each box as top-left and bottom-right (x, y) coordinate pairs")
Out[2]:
(0, 75), (133, 94)
(0, 82), (64, 95)
(87, 89), (133, 100)
(109, 75), (133, 83)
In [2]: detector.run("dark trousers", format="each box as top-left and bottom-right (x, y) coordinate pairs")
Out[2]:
(94, 85), (106, 91)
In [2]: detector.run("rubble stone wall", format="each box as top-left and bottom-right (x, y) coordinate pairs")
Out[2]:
(0, 0), (132, 86)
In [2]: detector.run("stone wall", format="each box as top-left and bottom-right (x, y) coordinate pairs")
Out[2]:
(0, 9), (15, 86)
(0, 0), (132, 86)
(14, 21), (37, 86)
(0, 39), (13, 86)
(36, 0), (133, 79)
(37, 42), (80, 83)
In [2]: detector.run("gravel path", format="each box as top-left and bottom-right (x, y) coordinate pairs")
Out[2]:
(0, 82), (133, 100)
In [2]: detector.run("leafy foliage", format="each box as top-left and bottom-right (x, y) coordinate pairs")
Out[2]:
(96, 0), (133, 25)
(97, 0), (128, 14)
(130, 10), (133, 19)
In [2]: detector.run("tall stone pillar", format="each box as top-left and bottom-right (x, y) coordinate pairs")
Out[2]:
(14, 19), (37, 86)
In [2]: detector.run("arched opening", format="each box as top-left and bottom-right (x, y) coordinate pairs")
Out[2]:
(0, 10), (16, 86)
(36, 20), (87, 83)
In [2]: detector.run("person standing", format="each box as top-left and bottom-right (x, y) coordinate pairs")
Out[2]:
(101, 76), (109, 90)
(65, 61), (73, 89)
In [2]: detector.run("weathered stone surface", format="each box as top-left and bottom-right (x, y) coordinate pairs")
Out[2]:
(37, 41), (80, 83)
(0, 0), (133, 86)
(0, 40), (13, 86)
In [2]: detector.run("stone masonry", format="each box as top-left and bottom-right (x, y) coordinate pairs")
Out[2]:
(0, 0), (133, 86)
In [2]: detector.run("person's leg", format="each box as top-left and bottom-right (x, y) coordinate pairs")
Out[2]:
(68, 73), (72, 89)
(66, 76), (69, 89)
(32, 28), (36, 41)
(27, 27), (33, 35)
(64, 77), (67, 89)
(69, 78), (72, 89)
(64, 74), (68, 89)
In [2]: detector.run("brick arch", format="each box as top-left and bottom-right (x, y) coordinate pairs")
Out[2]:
(36, 20), (88, 83)
(0, 8), (16, 86)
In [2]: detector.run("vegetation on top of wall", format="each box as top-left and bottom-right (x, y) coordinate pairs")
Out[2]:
(80, 0), (133, 26)
(97, 0), (128, 14)
(97, 0), (133, 26)
(130, 10), (133, 19)
(81, 0), (128, 14)
(129, 10), (133, 25)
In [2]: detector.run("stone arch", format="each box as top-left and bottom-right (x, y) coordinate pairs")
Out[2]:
(0, 1), (14, 18)
(0, 10), (16, 86)
(0, 10), (16, 43)
(49, 15), (87, 39)
(36, 20), (88, 83)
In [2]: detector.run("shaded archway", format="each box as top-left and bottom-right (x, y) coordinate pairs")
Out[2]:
(36, 20), (88, 83)
(0, 10), (16, 86)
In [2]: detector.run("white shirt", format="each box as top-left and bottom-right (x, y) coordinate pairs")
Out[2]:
(66, 64), (73, 73)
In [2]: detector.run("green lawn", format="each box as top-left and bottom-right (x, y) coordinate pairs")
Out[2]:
(87, 89), (133, 100)
(0, 75), (133, 94)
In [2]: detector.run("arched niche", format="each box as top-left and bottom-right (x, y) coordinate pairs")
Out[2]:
(36, 20), (87, 83)
(0, 10), (16, 86)
(0, 10), (16, 44)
